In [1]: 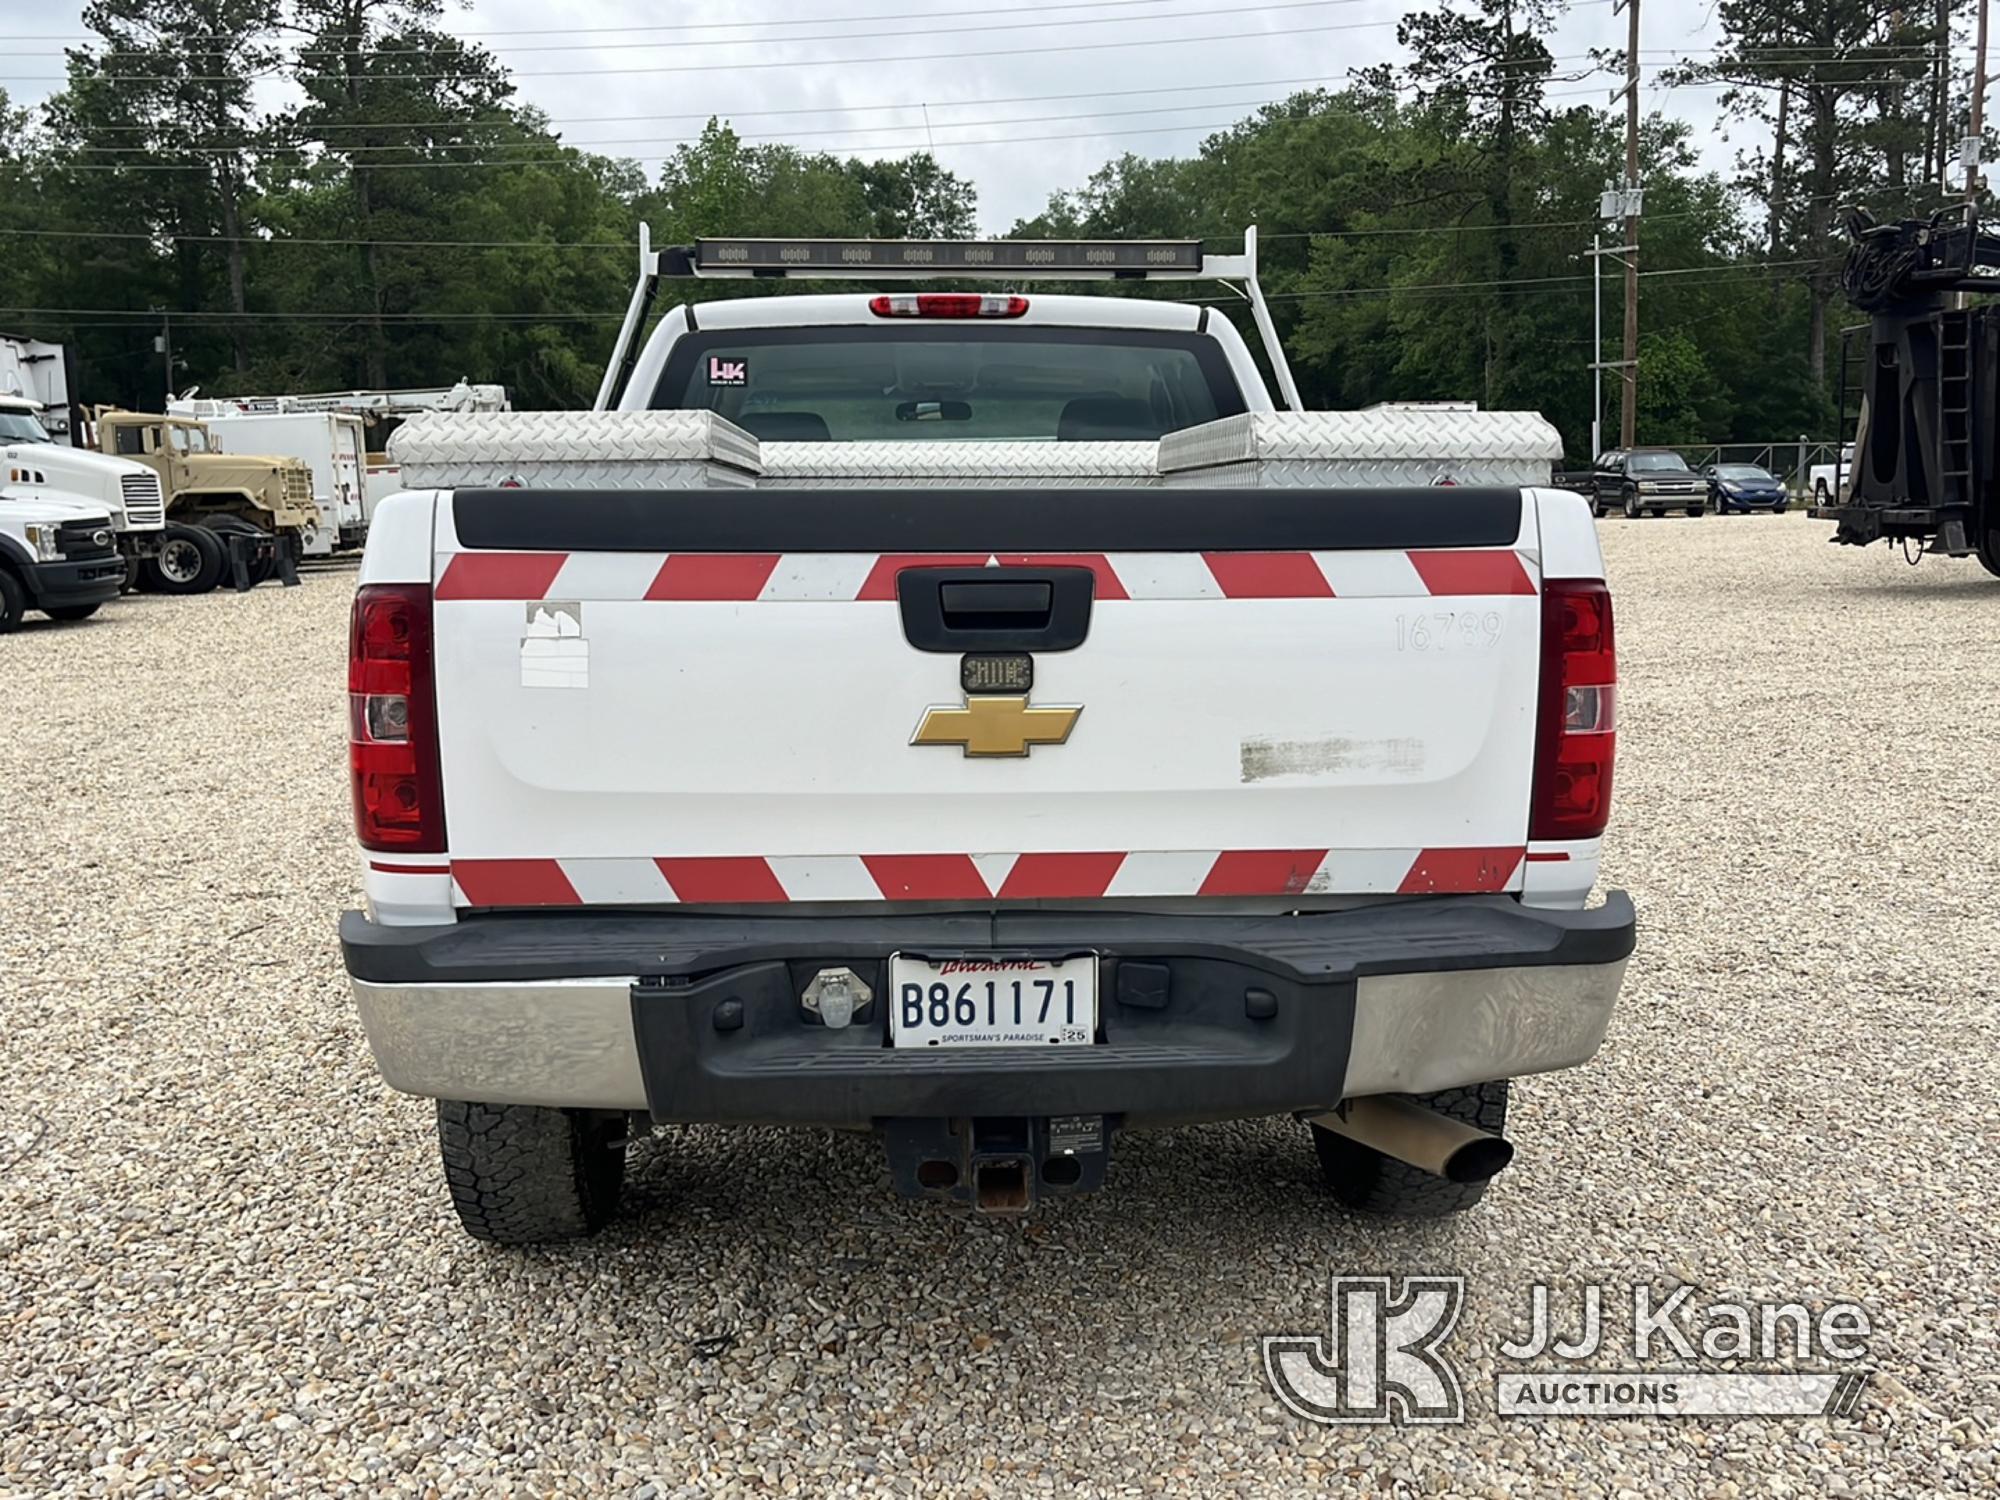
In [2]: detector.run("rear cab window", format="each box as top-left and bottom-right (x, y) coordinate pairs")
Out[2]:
(650, 325), (1246, 443)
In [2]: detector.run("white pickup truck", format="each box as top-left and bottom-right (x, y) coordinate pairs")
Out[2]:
(341, 233), (1634, 1241)
(1, 395), (145, 629)
(1809, 444), (1856, 508)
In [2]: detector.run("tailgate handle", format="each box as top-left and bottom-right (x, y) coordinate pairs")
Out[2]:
(939, 580), (1052, 624)
(898, 566), (1095, 652)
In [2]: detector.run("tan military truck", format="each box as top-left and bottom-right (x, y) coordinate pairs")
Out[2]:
(87, 409), (320, 593)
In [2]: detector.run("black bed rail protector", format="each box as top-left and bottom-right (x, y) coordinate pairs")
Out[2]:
(450, 486), (1525, 554)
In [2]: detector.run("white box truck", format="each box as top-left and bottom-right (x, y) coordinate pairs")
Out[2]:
(173, 401), (369, 555)
(0, 333), (79, 443)
(172, 385), (507, 552)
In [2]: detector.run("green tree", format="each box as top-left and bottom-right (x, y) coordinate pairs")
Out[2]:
(284, 0), (518, 385)
(848, 155), (978, 238)
(79, 0), (282, 373)
(1011, 154), (1210, 239)
(1673, 0), (1960, 388)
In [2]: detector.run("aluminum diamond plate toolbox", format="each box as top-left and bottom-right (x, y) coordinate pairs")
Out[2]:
(388, 411), (761, 490)
(1158, 410), (1561, 488)
(758, 440), (1159, 488)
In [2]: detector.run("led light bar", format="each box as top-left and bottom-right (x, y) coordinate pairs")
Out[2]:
(681, 237), (1205, 279)
(594, 222), (1300, 412)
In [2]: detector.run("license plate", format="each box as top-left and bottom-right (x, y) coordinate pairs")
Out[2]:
(889, 955), (1098, 1048)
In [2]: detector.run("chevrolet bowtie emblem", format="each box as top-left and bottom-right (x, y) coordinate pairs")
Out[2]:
(910, 695), (1082, 757)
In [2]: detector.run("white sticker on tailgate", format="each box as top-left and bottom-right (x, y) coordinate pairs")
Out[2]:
(521, 601), (587, 689)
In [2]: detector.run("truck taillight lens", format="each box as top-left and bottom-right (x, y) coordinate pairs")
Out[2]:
(868, 294), (1029, 318)
(1530, 579), (1616, 841)
(348, 583), (445, 851)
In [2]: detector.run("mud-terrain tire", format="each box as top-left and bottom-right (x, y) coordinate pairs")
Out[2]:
(0, 567), (25, 632)
(142, 523), (223, 594)
(435, 1100), (626, 1244)
(1978, 526), (2000, 579)
(1311, 1080), (1510, 1218)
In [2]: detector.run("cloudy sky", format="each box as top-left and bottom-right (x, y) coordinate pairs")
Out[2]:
(2, 0), (1748, 229)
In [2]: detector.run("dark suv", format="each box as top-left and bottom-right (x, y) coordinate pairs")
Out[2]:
(1591, 449), (1707, 519)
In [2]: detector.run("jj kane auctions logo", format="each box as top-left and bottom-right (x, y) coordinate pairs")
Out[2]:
(1264, 1277), (1872, 1424)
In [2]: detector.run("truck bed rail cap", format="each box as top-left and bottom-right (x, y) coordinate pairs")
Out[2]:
(388, 410), (763, 490)
(759, 440), (1159, 485)
(389, 410), (761, 469)
(1158, 411), (1564, 470)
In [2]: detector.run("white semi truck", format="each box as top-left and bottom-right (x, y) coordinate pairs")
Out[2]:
(0, 393), (166, 593)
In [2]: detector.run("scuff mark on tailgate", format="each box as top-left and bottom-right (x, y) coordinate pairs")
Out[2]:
(1240, 735), (1426, 783)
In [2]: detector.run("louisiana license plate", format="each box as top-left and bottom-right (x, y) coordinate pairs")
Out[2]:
(889, 955), (1098, 1048)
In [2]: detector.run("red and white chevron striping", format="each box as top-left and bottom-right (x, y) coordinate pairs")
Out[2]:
(433, 549), (1536, 603)
(381, 846), (1531, 907)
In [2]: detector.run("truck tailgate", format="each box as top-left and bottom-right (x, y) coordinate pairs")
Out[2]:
(427, 486), (1544, 906)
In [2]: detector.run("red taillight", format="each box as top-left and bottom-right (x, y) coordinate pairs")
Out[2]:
(1530, 579), (1616, 841)
(868, 294), (1029, 319)
(348, 582), (446, 852)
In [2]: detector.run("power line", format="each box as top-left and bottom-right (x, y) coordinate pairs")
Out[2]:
(108, 58), (1883, 161)
(0, 257), (1847, 327)
(38, 98), (1970, 173)
(9, 0), (1421, 59)
(19, 115), (1378, 171)
(0, 203), (1727, 251)
(0, 227), (631, 249)
(25, 54), (1820, 166)
(0, 307), (634, 323)
(69, 95), (1366, 158)
(60, 27), (1887, 95)
(38, 32), (1940, 139)
(7, 72), (1360, 134)
(0, 17), (1429, 84)
(0, 0), (1408, 46)
(1239, 257), (1830, 303)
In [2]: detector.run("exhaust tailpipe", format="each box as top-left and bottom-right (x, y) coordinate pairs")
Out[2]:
(1309, 1096), (1514, 1184)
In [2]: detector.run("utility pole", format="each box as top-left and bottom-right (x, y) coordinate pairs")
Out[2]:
(154, 310), (174, 407)
(1959, 0), (1991, 312)
(1588, 226), (1637, 455)
(1592, 233), (1602, 460)
(1932, 0), (1949, 186)
(1618, 0), (1641, 447)
(1971, 0), (1991, 212)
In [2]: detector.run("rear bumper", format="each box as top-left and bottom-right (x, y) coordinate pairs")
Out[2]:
(340, 893), (1635, 1127)
(1812, 501), (1967, 546)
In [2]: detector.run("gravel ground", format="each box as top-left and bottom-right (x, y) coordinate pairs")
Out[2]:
(3, 516), (1997, 1498)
